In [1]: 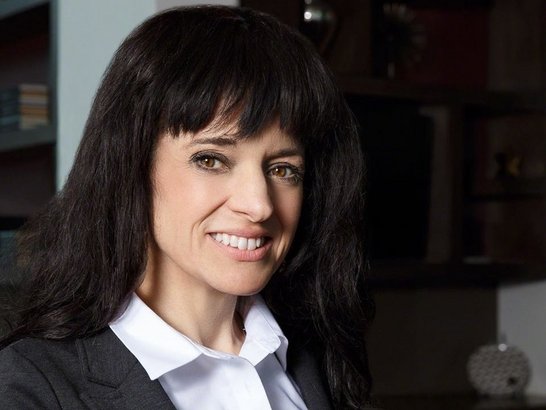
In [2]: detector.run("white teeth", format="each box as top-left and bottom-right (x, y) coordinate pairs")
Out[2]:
(247, 238), (256, 251)
(212, 233), (265, 251)
(237, 237), (248, 250)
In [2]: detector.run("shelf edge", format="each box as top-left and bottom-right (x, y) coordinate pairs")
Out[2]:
(0, 126), (55, 152)
(0, 0), (49, 20)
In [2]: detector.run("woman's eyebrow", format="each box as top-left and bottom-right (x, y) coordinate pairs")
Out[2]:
(189, 136), (238, 146)
(268, 147), (304, 159)
(188, 137), (303, 159)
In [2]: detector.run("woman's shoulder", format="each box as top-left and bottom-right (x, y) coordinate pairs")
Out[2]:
(2, 334), (78, 353)
(0, 335), (80, 375)
(0, 334), (102, 409)
(0, 337), (80, 408)
(0, 329), (169, 410)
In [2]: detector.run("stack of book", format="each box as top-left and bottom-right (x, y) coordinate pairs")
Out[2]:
(0, 84), (49, 132)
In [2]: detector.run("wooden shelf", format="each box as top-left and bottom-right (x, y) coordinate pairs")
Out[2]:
(470, 178), (546, 201)
(376, 394), (546, 410)
(0, 126), (55, 152)
(0, 0), (48, 20)
(400, 0), (492, 8)
(369, 260), (546, 289)
(338, 76), (546, 114)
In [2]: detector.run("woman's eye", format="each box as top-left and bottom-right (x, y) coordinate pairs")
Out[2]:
(268, 165), (303, 184)
(191, 153), (228, 172)
(199, 157), (221, 169)
(270, 166), (292, 178)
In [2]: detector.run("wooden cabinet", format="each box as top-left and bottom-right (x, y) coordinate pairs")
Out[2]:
(243, 0), (546, 287)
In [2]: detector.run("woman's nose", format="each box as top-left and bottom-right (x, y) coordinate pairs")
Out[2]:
(228, 169), (274, 223)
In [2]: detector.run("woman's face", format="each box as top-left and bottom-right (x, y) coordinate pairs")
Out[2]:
(147, 120), (304, 297)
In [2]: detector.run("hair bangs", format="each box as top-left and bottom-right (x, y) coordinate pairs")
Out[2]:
(152, 7), (339, 144)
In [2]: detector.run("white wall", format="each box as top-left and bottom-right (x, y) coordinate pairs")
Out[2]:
(499, 281), (546, 394)
(56, 0), (156, 187)
(56, 0), (238, 187)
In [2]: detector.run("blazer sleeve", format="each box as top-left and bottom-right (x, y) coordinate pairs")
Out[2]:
(0, 345), (61, 409)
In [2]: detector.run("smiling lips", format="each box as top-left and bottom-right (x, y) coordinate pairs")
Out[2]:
(212, 232), (266, 251)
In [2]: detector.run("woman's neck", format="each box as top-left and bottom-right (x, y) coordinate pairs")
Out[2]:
(137, 268), (246, 355)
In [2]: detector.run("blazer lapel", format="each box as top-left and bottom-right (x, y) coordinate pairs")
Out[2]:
(287, 343), (334, 410)
(76, 328), (175, 410)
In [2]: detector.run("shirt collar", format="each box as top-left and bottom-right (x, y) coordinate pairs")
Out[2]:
(109, 293), (289, 380)
(240, 294), (289, 370)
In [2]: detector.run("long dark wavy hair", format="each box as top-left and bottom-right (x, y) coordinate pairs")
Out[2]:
(1, 6), (374, 408)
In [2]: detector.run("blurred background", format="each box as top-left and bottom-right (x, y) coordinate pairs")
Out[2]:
(0, 1), (544, 409)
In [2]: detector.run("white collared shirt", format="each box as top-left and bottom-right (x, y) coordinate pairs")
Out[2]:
(110, 293), (307, 410)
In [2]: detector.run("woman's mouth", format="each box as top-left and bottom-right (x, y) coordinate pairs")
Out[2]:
(211, 232), (267, 251)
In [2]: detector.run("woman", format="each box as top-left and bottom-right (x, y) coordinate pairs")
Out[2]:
(0, 6), (374, 409)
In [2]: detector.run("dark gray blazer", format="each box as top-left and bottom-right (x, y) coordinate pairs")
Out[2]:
(0, 328), (333, 409)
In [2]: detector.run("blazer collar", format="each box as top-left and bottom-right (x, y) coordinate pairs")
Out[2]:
(75, 327), (333, 410)
(76, 328), (175, 410)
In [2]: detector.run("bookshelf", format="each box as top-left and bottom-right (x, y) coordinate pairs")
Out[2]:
(242, 0), (546, 289)
(345, 83), (546, 288)
(0, 0), (55, 226)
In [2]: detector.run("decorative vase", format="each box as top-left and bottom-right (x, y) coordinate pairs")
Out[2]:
(467, 342), (530, 397)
